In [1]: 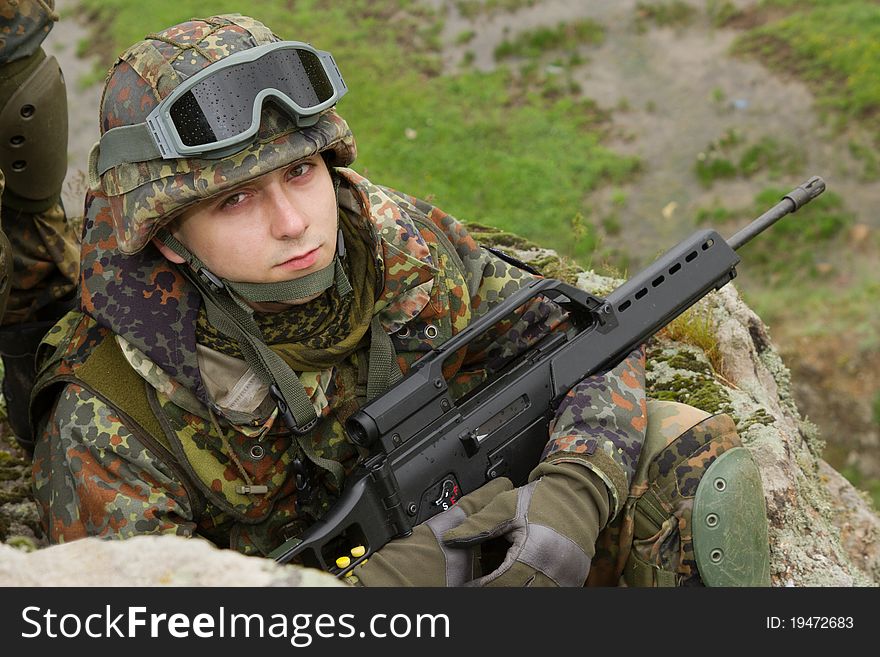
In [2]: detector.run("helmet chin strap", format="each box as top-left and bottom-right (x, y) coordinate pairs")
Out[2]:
(155, 226), (352, 308)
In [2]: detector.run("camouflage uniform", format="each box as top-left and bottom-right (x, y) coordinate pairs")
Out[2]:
(0, 0), (80, 448)
(30, 15), (763, 586)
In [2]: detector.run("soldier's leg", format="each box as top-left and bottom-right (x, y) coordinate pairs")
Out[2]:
(587, 399), (770, 586)
(0, 44), (78, 452)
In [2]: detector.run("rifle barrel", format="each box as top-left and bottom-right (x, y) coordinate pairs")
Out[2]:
(727, 176), (825, 251)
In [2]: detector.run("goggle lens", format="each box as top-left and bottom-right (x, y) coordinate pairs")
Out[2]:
(169, 48), (336, 147)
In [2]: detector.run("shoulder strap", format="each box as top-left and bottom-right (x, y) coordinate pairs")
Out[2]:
(32, 325), (206, 518)
(75, 335), (171, 452)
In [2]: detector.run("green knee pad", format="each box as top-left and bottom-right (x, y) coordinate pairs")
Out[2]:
(0, 47), (68, 210)
(692, 447), (771, 586)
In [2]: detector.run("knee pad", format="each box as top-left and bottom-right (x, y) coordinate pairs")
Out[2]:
(692, 446), (771, 586)
(0, 48), (68, 206)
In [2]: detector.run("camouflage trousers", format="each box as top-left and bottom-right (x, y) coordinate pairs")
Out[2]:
(0, 175), (79, 324)
(1, 0), (76, 323)
(0, 168), (80, 447)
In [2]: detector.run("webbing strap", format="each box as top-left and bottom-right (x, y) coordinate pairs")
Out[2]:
(97, 123), (162, 175)
(624, 553), (678, 587)
(76, 336), (170, 452)
(367, 315), (402, 400)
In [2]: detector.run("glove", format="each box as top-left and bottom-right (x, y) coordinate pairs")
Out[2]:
(353, 461), (611, 587)
(353, 476), (513, 587)
(443, 460), (611, 587)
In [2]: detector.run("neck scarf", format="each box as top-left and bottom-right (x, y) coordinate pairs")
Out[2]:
(196, 208), (382, 373)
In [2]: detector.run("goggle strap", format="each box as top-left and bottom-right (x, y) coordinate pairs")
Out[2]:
(97, 123), (162, 175)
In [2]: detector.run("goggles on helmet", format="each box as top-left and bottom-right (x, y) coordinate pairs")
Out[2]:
(96, 41), (347, 175)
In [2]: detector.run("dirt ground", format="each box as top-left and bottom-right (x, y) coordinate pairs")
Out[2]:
(44, 0), (880, 486)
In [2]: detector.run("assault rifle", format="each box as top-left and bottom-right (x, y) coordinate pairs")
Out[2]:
(270, 176), (826, 576)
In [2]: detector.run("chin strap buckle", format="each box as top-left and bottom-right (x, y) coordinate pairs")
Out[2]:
(336, 228), (346, 260)
(197, 266), (225, 291)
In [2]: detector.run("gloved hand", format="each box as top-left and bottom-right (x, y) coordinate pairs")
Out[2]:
(353, 460), (611, 587)
(353, 476), (512, 587)
(442, 460), (610, 587)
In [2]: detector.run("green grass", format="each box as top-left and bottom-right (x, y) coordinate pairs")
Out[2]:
(694, 186), (855, 319)
(697, 187), (876, 349)
(493, 19), (605, 60)
(705, 0), (742, 27)
(75, 0), (638, 264)
(728, 187), (854, 278)
(735, 0), (880, 139)
(456, 0), (538, 18)
(695, 132), (805, 186)
(635, 1), (697, 28)
(848, 140), (880, 181)
(455, 30), (476, 45)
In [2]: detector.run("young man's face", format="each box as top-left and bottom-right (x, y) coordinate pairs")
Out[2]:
(157, 155), (338, 286)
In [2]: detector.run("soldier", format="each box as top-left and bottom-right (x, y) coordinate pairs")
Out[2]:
(29, 14), (769, 586)
(0, 0), (80, 451)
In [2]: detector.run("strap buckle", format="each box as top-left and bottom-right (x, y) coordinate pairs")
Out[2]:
(270, 384), (319, 435)
(198, 267), (225, 291)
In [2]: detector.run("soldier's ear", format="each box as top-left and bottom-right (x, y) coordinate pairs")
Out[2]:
(152, 237), (186, 264)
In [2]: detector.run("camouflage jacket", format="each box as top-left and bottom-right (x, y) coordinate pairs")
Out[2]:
(32, 168), (647, 556)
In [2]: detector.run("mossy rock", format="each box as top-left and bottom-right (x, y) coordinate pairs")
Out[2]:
(646, 343), (734, 415)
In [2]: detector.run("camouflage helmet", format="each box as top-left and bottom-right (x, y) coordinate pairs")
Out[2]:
(91, 14), (357, 255)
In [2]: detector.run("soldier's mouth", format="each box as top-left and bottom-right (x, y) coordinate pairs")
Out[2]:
(276, 248), (320, 271)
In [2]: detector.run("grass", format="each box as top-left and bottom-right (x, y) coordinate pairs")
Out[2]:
(705, 0), (742, 27)
(713, 187), (853, 279)
(493, 19), (605, 60)
(455, 30), (476, 45)
(635, 1), (697, 29)
(658, 303), (724, 374)
(695, 187), (876, 349)
(695, 132), (805, 187)
(734, 0), (880, 139)
(74, 0), (638, 264)
(456, 0), (538, 19)
(848, 140), (880, 181)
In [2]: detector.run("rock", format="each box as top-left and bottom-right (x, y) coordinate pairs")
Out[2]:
(0, 535), (344, 587)
(532, 244), (879, 586)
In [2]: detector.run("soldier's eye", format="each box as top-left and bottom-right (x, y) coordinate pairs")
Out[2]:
(219, 192), (247, 209)
(286, 161), (313, 180)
